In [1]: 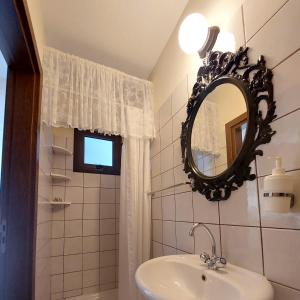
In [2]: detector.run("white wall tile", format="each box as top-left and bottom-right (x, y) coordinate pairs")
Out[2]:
(243, 0), (288, 41)
(160, 144), (173, 173)
(51, 256), (63, 275)
(221, 225), (263, 274)
(99, 250), (116, 268)
(100, 235), (116, 251)
(65, 220), (82, 237)
(163, 221), (176, 247)
(65, 187), (84, 204)
(159, 97), (172, 129)
(163, 245), (177, 256)
(151, 154), (160, 177)
(99, 266), (116, 284)
(272, 282), (300, 300)
(84, 173), (100, 187)
(64, 237), (83, 255)
(175, 192), (193, 222)
(83, 252), (100, 270)
(273, 50), (300, 119)
(247, 0), (300, 69)
(83, 220), (100, 236)
(51, 239), (64, 257)
(162, 195), (175, 221)
(64, 272), (82, 291)
(161, 170), (174, 197)
(65, 204), (83, 220)
(51, 275), (63, 293)
(263, 228), (300, 290)
(193, 192), (219, 224)
(257, 110), (300, 176)
(100, 219), (116, 235)
(83, 204), (100, 220)
(219, 179), (260, 226)
(176, 222), (194, 253)
(171, 77), (188, 116)
(173, 165), (190, 193)
(172, 105), (186, 142)
(173, 139), (182, 167)
(84, 188), (100, 203)
(160, 120), (173, 149)
(152, 220), (162, 243)
(100, 188), (115, 204)
(101, 175), (116, 188)
(64, 254), (83, 273)
(83, 236), (100, 253)
(152, 241), (163, 258)
(100, 204), (116, 219)
(152, 197), (162, 220)
(66, 171), (83, 187)
(83, 270), (100, 287)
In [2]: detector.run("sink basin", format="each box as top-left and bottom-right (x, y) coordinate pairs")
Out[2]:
(135, 255), (274, 300)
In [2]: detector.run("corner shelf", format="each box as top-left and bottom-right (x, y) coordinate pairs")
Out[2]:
(52, 145), (72, 156)
(50, 172), (71, 181)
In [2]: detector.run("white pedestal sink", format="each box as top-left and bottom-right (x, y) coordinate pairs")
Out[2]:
(135, 255), (274, 300)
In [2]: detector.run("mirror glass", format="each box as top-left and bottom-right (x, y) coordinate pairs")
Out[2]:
(191, 83), (247, 177)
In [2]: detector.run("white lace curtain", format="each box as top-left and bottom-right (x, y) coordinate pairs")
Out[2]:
(42, 47), (155, 139)
(191, 101), (219, 156)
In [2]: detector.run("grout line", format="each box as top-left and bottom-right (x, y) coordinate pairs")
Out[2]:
(246, 0), (290, 44)
(270, 280), (300, 293)
(272, 47), (300, 70)
(241, 4), (247, 47)
(255, 158), (265, 275)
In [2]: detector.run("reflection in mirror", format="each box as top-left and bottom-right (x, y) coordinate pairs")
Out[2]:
(191, 83), (247, 177)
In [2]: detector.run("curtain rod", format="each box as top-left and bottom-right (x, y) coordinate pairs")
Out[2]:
(148, 182), (191, 195)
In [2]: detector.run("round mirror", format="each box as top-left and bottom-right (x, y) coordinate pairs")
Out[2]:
(191, 82), (247, 177)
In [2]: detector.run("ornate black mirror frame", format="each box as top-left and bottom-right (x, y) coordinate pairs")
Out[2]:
(181, 47), (276, 201)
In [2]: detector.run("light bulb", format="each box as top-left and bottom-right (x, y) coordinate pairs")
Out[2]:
(178, 13), (208, 54)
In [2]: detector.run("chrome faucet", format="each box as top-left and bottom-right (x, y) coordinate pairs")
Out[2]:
(189, 223), (226, 270)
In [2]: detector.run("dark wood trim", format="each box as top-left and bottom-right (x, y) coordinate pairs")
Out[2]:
(74, 129), (122, 175)
(225, 112), (248, 166)
(0, 1), (41, 299)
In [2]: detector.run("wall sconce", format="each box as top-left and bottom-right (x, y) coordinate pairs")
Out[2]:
(178, 13), (220, 58)
(263, 157), (295, 213)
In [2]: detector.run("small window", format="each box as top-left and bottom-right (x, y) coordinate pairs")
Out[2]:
(73, 129), (122, 175)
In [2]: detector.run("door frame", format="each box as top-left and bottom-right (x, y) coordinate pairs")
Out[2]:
(0, 0), (41, 299)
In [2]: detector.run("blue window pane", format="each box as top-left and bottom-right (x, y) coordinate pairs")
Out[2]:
(0, 50), (8, 183)
(84, 137), (113, 166)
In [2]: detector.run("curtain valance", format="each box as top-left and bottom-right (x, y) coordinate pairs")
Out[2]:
(42, 47), (155, 139)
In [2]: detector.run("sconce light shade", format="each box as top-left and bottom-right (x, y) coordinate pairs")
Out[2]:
(178, 13), (209, 54)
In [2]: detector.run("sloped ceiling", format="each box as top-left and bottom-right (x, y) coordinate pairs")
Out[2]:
(40, 0), (189, 79)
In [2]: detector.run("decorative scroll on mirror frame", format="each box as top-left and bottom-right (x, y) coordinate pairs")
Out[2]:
(181, 47), (276, 201)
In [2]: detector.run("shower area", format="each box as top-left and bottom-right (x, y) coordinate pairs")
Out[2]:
(35, 47), (155, 300)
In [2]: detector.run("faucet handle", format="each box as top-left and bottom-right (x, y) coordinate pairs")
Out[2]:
(200, 252), (210, 263)
(215, 257), (227, 268)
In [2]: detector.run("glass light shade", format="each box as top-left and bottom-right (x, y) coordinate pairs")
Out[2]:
(213, 31), (236, 53)
(178, 13), (209, 54)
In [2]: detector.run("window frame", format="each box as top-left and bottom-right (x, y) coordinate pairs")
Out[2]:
(73, 129), (122, 175)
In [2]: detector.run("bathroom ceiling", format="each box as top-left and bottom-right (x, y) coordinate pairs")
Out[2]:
(40, 0), (189, 79)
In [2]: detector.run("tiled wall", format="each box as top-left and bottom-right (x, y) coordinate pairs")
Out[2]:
(50, 128), (120, 299)
(151, 0), (300, 299)
(35, 123), (53, 300)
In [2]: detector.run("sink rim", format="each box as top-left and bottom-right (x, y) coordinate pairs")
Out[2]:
(135, 254), (274, 300)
